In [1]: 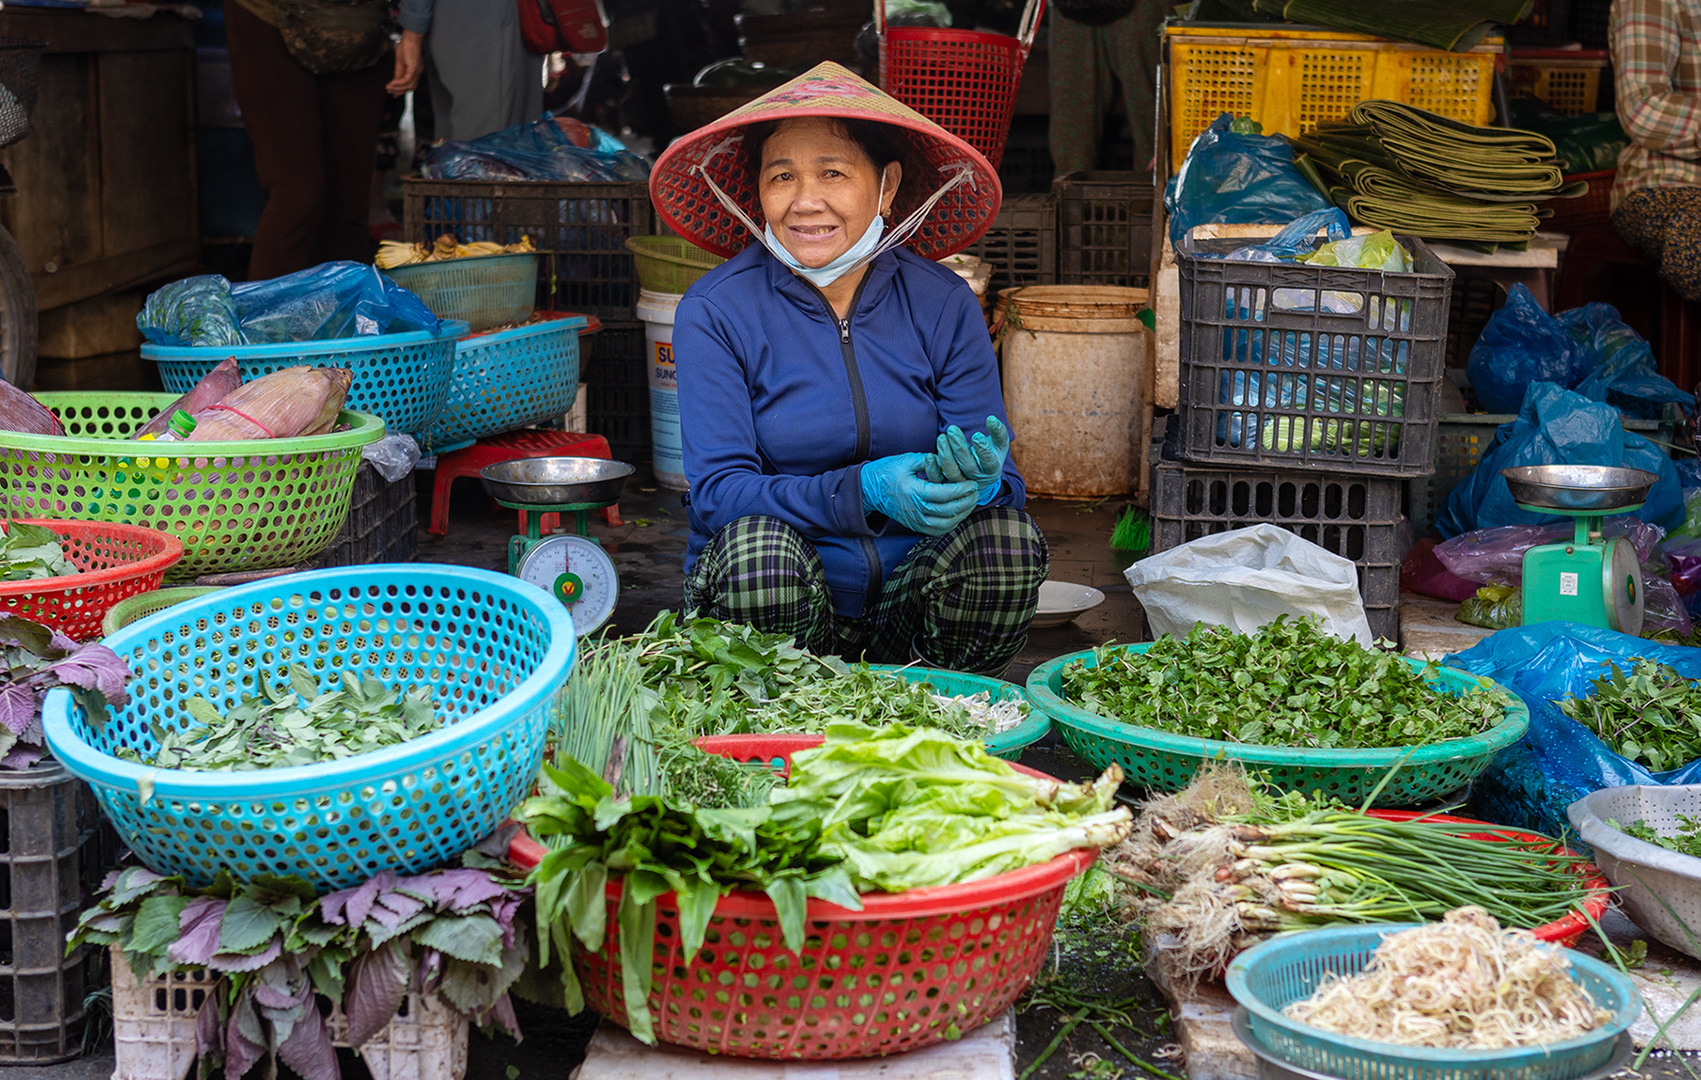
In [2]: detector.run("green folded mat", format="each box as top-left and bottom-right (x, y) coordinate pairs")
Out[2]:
(1250, 0), (1529, 51)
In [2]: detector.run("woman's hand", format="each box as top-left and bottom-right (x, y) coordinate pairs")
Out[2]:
(861, 453), (979, 535)
(388, 30), (425, 96)
(929, 416), (1009, 504)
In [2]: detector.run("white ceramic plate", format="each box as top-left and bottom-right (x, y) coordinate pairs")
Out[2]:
(1031, 581), (1105, 629)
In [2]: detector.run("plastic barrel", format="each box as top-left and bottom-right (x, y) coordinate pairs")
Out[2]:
(636, 288), (687, 491)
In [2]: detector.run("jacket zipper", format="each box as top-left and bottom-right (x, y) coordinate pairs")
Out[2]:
(807, 274), (881, 610)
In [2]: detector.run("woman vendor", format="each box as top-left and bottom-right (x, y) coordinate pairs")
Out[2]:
(648, 62), (1049, 676)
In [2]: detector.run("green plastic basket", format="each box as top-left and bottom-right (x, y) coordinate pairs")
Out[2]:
(99, 587), (221, 638)
(867, 664), (1051, 761)
(625, 236), (726, 293)
(1226, 923), (1639, 1080)
(0, 393), (386, 583)
(1024, 644), (1529, 807)
(383, 252), (538, 332)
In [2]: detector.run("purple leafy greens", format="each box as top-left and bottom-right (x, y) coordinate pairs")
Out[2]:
(70, 854), (530, 1080)
(0, 611), (133, 767)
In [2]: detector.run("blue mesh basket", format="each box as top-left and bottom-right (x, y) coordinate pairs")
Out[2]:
(1225, 923), (1640, 1080)
(41, 565), (576, 893)
(417, 314), (589, 455)
(141, 321), (469, 438)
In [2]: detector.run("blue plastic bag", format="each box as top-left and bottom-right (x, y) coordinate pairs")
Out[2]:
(1219, 208), (1351, 262)
(1466, 284), (1694, 416)
(422, 113), (649, 183)
(139, 263), (443, 346)
(1163, 114), (1332, 248)
(1436, 381), (1684, 538)
(1450, 623), (1701, 840)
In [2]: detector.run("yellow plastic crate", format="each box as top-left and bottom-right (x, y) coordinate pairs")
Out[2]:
(1167, 25), (1501, 162)
(1508, 52), (1608, 115)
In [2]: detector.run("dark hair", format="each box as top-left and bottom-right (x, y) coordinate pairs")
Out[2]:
(742, 117), (934, 221)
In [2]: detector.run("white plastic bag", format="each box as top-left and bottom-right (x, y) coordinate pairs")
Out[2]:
(1124, 524), (1374, 644)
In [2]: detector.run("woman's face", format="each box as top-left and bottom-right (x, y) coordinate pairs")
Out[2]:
(757, 118), (900, 269)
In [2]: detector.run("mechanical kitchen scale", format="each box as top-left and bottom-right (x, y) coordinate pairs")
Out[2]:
(479, 457), (636, 636)
(1500, 464), (1661, 636)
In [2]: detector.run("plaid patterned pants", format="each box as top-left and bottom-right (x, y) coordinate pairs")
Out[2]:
(684, 508), (1049, 675)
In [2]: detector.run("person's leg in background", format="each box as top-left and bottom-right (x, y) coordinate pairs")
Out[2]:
(1048, 11), (1115, 177)
(1615, 186), (1701, 303)
(225, 0), (327, 278)
(425, 0), (543, 142)
(312, 59), (389, 265)
(1106, 0), (1166, 176)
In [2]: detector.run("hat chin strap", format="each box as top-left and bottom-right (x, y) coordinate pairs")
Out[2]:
(693, 138), (977, 270)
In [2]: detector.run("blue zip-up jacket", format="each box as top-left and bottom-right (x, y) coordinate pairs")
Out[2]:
(674, 243), (1026, 618)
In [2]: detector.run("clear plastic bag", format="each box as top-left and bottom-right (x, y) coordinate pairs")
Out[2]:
(137, 275), (244, 347)
(1163, 114), (1332, 248)
(1434, 519), (1665, 586)
(1299, 229), (1412, 272)
(361, 433), (421, 483)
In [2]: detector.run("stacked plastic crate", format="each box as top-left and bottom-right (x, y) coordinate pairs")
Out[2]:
(1153, 233), (1455, 641)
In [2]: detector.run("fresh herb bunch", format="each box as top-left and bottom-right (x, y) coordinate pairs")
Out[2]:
(1558, 660), (1701, 772)
(519, 722), (1132, 1045)
(1612, 815), (1701, 859)
(118, 665), (440, 772)
(0, 520), (70, 581)
(71, 855), (528, 1080)
(1060, 617), (1508, 749)
(0, 611), (132, 769)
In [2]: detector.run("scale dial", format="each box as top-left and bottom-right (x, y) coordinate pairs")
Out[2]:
(1603, 535), (1645, 636)
(516, 534), (619, 637)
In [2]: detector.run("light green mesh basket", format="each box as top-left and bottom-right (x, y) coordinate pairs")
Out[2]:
(0, 394), (385, 582)
(1024, 644), (1528, 807)
(99, 587), (221, 638)
(867, 664), (1051, 761)
(382, 252), (538, 332)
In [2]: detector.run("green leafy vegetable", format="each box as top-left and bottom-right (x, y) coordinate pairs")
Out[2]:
(1559, 660), (1701, 772)
(116, 665), (440, 771)
(0, 521), (71, 581)
(1060, 617), (1509, 750)
(0, 610), (133, 769)
(1611, 816), (1701, 859)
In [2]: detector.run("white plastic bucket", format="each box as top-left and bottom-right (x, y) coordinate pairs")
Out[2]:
(635, 288), (687, 490)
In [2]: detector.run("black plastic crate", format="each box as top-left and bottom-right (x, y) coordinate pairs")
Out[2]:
(1446, 274), (1504, 370)
(314, 461), (418, 568)
(1174, 234), (1452, 477)
(1151, 461), (1402, 640)
(961, 194), (1057, 294)
(998, 120), (1053, 195)
(588, 384), (651, 463)
(583, 319), (649, 388)
(0, 764), (110, 1064)
(402, 179), (654, 320)
(1055, 171), (1157, 289)
(1509, 0), (1571, 46)
(1575, 0), (1609, 47)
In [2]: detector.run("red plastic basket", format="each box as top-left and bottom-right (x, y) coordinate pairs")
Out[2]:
(877, 0), (1045, 170)
(509, 733), (1097, 1059)
(0, 519), (184, 641)
(1542, 170), (1615, 234)
(1366, 810), (1612, 947)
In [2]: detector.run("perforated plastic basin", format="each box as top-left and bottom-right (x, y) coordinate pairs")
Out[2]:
(1569, 785), (1701, 959)
(1025, 644), (1529, 807)
(42, 565), (576, 893)
(866, 664), (1050, 761)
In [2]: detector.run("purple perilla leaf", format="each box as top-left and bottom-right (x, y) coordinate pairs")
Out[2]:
(169, 897), (227, 967)
(341, 937), (409, 1050)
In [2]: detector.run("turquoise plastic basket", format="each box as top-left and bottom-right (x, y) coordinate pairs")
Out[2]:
(382, 252), (539, 332)
(1024, 645), (1529, 807)
(417, 313), (590, 455)
(141, 321), (468, 438)
(866, 664), (1051, 761)
(1225, 923), (1640, 1080)
(42, 565), (576, 893)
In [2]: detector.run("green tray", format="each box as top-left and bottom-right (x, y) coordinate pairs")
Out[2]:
(100, 587), (222, 638)
(1024, 644), (1528, 807)
(867, 664), (1051, 762)
(0, 393), (386, 582)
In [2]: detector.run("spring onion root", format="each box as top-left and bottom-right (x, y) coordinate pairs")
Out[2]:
(1285, 907), (1611, 1049)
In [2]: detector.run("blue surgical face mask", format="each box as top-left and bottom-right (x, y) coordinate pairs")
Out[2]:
(762, 175), (887, 289)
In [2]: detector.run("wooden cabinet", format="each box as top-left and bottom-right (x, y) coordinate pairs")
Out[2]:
(0, 10), (197, 312)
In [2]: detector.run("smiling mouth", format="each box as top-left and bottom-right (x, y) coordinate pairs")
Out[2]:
(789, 224), (841, 238)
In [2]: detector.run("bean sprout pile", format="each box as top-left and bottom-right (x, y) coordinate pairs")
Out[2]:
(1284, 907), (1612, 1049)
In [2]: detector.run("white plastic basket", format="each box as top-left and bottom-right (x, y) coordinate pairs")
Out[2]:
(110, 948), (469, 1080)
(1568, 785), (1701, 959)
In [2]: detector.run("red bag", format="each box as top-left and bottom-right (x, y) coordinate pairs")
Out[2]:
(517, 0), (608, 54)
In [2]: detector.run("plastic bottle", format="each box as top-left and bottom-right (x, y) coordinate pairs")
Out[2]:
(152, 411), (197, 442)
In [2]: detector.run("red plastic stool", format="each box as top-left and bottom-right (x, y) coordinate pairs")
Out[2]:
(428, 430), (625, 537)
(1555, 224), (1701, 389)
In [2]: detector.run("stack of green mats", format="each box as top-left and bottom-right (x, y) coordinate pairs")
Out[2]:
(1291, 100), (1588, 249)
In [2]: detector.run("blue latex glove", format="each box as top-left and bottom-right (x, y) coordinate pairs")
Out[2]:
(861, 452), (979, 535)
(928, 416), (1010, 505)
